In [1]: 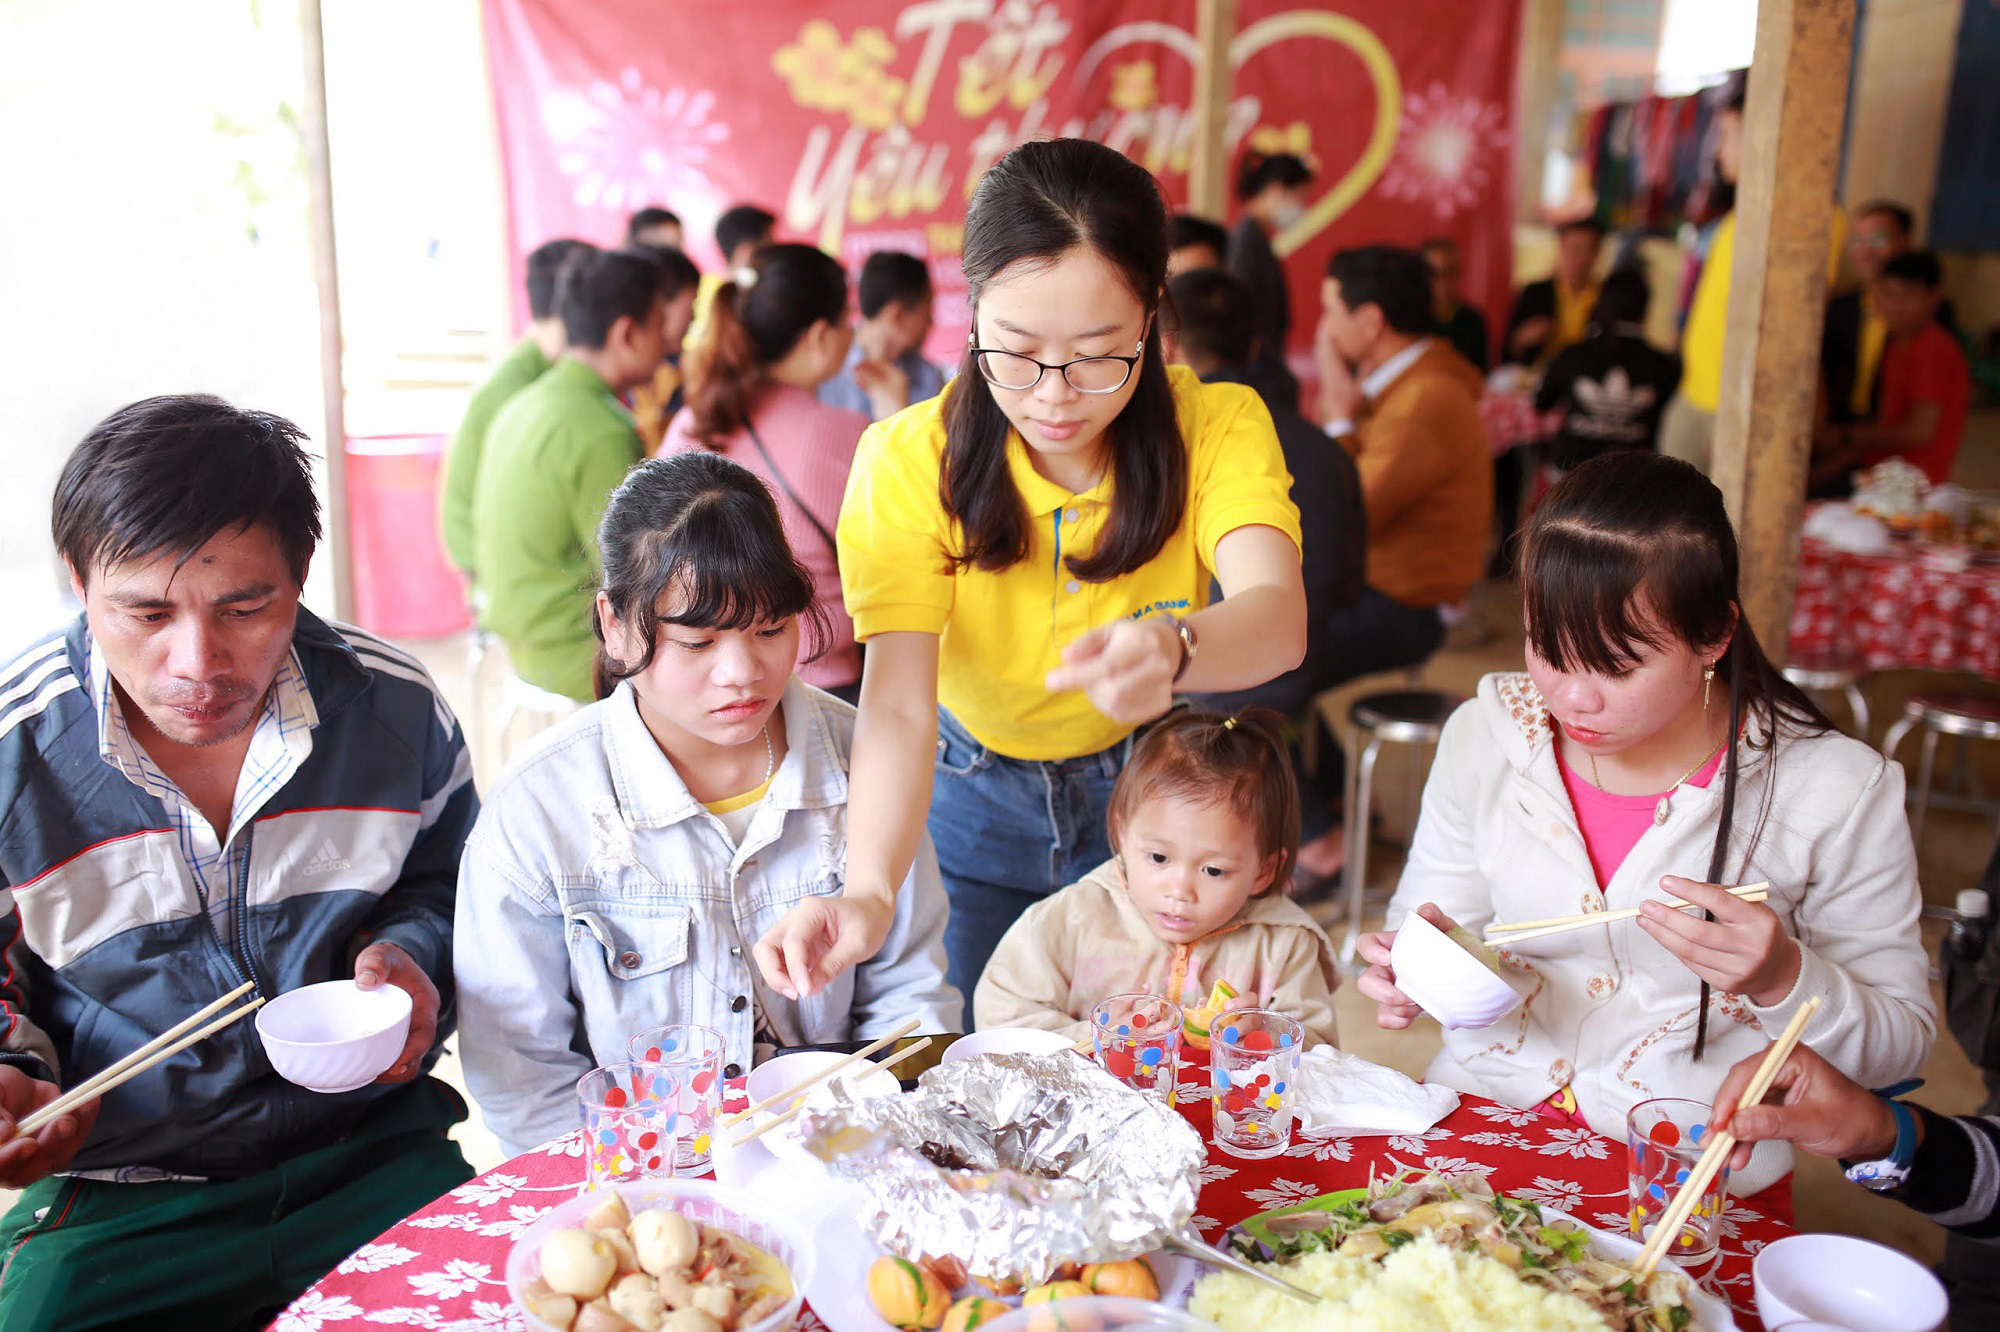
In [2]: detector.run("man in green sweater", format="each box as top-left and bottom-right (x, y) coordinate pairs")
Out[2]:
(439, 237), (595, 578)
(473, 247), (672, 701)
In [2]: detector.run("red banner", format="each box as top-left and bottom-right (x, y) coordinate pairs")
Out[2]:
(482, 0), (1521, 370)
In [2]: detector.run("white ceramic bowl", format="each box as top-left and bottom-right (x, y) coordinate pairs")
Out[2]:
(737, 1050), (901, 1166)
(507, 1177), (813, 1332)
(255, 979), (411, 1093)
(1387, 911), (1523, 1030)
(1753, 1233), (1947, 1332)
(944, 1027), (1079, 1062)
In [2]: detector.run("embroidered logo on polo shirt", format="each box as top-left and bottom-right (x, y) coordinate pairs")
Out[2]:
(302, 838), (352, 877)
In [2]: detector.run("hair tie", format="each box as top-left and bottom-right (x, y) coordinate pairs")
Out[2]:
(733, 266), (759, 290)
(1222, 716), (1237, 730)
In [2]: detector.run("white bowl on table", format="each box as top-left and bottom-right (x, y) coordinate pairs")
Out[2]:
(1387, 911), (1522, 1030)
(728, 1050), (901, 1170)
(1753, 1233), (1947, 1332)
(255, 979), (411, 1093)
(506, 1177), (813, 1332)
(944, 1027), (1079, 1062)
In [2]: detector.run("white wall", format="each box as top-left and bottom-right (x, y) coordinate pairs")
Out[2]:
(0, 0), (325, 656)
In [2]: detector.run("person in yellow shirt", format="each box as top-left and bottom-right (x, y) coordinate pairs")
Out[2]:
(1823, 200), (1919, 426)
(1503, 218), (1604, 368)
(1664, 82), (1845, 474)
(749, 138), (1308, 1018)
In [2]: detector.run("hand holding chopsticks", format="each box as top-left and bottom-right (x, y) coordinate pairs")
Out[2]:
(1631, 995), (1822, 1279)
(1484, 882), (1772, 945)
(14, 981), (265, 1139)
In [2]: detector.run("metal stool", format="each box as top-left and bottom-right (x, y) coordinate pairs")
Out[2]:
(1880, 691), (2000, 848)
(1782, 658), (1870, 740)
(1339, 690), (1462, 965)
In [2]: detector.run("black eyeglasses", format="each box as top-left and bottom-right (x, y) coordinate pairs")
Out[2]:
(968, 340), (1144, 395)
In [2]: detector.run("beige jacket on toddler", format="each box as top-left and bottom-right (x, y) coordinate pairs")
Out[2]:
(973, 858), (1342, 1049)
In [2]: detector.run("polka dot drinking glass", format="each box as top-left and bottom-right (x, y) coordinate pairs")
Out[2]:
(1627, 1096), (1731, 1265)
(576, 1062), (682, 1189)
(628, 1023), (725, 1176)
(1210, 1009), (1303, 1159)
(1090, 992), (1182, 1101)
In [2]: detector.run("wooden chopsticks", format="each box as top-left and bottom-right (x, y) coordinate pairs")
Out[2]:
(729, 1036), (933, 1148)
(1631, 995), (1822, 1279)
(16, 981), (264, 1138)
(721, 1016), (921, 1129)
(1483, 882), (1772, 946)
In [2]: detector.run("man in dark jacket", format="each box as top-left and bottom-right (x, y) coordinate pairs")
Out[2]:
(1167, 266), (1367, 877)
(0, 396), (477, 1330)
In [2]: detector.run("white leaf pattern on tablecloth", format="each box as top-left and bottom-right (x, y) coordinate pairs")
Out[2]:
(1422, 1154), (1496, 1177)
(408, 1259), (493, 1300)
(1460, 1130), (1536, 1149)
(1717, 1201), (1762, 1239)
(450, 1174), (527, 1206)
(541, 1132), (587, 1158)
(1471, 1103), (1542, 1127)
(337, 1243), (421, 1275)
(1192, 1161), (1238, 1186)
(1191, 1213), (1221, 1235)
(360, 1308), (444, 1327)
(408, 1212), (485, 1232)
(478, 1203), (554, 1239)
(1285, 1135), (1356, 1163)
(441, 1300), (527, 1331)
(1592, 1210), (1631, 1232)
(1535, 1128), (1611, 1159)
(1387, 1128), (1451, 1154)
(273, 1290), (365, 1331)
(1511, 1177), (1584, 1211)
(1243, 1178), (1327, 1210)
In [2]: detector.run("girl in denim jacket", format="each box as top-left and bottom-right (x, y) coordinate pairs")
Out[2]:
(454, 453), (959, 1155)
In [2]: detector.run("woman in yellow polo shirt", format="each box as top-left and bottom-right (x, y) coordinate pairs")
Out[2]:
(751, 138), (1308, 1016)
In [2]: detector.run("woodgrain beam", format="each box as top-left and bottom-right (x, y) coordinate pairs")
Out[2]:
(1710, 0), (1855, 664)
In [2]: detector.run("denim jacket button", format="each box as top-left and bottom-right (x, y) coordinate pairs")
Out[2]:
(618, 951), (642, 970)
(724, 1062), (742, 1079)
(730, 945), (743, 957)
(730, 994), (748, 1013)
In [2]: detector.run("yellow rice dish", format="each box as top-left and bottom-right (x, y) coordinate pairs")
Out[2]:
(1190, 1236), (1611, 1332)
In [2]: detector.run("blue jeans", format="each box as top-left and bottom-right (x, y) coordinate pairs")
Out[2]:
(927, 708), (1131, 1025)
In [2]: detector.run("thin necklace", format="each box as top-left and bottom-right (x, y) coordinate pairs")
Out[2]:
(1588, 736), (1728, 827)
(755, 721), (775, 788)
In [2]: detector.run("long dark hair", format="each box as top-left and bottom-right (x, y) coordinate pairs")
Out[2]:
(592, 452), (830, 698)
(943, 138), (1187, 581)
(1519, 451), (1833, 1057)
(685, 243), (849, 445)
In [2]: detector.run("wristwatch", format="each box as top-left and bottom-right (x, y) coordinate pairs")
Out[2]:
(1167, 614), (1198, 684)
(1841, 1080), (1922, 1192)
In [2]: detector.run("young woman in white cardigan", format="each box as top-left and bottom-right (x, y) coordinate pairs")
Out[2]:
(1358, 450), (1934, 1196)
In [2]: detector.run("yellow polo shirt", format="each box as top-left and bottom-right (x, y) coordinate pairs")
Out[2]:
(1682, 210), (1848, 412)
(838, 366), (1301, 761)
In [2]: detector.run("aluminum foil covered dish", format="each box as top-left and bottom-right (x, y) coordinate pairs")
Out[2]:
(796, 1051), (1204, 1288)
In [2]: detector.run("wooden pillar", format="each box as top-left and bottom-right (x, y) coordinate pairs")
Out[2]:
(1188, 0), (1238, 219)
(1512, 0), (1566, 227)
(1710, 0), (1855, 662)
(300, 0), (354, 621)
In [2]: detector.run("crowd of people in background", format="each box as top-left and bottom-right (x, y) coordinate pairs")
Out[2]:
(0, 116), (1988, 1329)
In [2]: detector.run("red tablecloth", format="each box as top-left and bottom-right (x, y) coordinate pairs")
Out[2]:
(1791, 532), (2000, 679)
(276, 1076), (1792, 1332)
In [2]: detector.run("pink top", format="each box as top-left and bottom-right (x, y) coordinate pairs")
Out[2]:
(662, 385), (866, 690)
(1555, 743), (1726, 888)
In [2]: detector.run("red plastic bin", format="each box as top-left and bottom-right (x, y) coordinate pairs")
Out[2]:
(345, 434), (472, 640)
